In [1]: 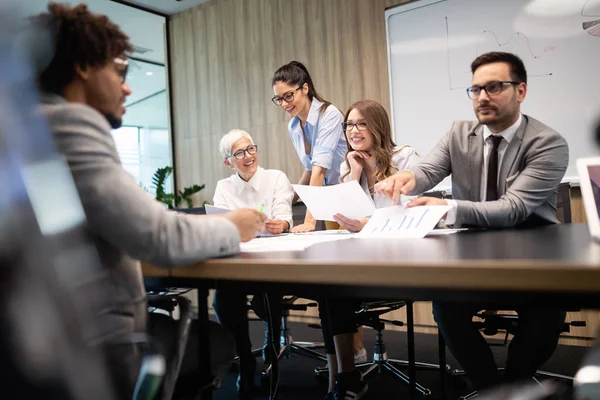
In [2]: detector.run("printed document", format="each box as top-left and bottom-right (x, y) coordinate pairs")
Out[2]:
(359, 205), (450, 239)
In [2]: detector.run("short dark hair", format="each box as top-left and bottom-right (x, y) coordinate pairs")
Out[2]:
(31, 3), (133, 95)
(471, 52), (527, 85)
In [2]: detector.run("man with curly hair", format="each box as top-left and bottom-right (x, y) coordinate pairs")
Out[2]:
(31, 3), (266, 397)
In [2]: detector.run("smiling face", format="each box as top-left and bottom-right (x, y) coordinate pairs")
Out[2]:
(345, 108), (375, 153)
(225, 137), (259, 181)
(471, 61), (526, 133)
(272, 81), (311, 120)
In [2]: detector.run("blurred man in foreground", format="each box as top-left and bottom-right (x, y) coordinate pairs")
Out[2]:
(31, 2), (265, 396)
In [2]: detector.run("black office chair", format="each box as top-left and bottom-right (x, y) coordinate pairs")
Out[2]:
(314, 300), (451, 397)
(146, 289), (196, 400)
(252, 296), (328, 379)
(453, 310), (586, 400)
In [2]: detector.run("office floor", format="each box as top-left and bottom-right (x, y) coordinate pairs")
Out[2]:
(213, 320), (586, 400)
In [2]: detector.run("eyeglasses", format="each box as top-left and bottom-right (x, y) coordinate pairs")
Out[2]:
(342, 121), (368, 131)
(229, 145), (258, 160)
(114, 57), (129, 84)
(466, 81), (520, 99)
(271, 87), (301, 106)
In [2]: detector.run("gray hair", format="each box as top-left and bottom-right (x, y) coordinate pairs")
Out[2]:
(219, 129), (255, 160)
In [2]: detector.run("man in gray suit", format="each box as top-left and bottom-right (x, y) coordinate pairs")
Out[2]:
(32, 3), (265, 397)
(376, 52), (568, 391)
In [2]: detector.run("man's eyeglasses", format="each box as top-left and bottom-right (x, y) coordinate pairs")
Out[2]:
(271, 87), (301, 106)
(466, 81), (520, 99)
(229, 145), (258, 160)
(342, 121), (368, 131)
(114, 57), (129, 84)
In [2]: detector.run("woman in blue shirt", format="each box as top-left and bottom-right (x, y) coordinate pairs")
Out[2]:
(271, 61), (346, 232)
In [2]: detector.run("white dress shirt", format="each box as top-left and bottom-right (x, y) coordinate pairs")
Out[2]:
(445, 113), (522, 225)
(340, 145), (420, 208)
(213, 166), (294, 229)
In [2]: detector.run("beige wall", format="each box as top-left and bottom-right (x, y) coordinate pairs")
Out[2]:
(169, 0), (407, 203)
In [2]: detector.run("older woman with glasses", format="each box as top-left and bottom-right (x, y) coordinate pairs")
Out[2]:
(213, 129), (294, 234)
(212, 129), (293, 399)
(271, 61), (346, 233)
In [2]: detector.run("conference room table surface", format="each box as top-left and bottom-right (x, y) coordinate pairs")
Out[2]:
(142, 223), (600, 399)
(143, 223), (600, 305)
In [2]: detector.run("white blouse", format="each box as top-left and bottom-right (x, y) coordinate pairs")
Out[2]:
(340, 146), (419, 208)
(213, 167), (294, 228)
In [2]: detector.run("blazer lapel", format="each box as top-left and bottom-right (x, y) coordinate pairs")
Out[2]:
(498, 117), (526, 194)
(468, 125), (484, 201)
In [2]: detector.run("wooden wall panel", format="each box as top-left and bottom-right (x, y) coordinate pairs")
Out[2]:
(169, 0), (407, 202)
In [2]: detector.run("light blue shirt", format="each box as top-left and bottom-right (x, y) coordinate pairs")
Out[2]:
(288, 98), (346, 185)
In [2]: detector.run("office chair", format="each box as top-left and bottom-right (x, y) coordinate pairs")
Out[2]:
(147, 290), (194, 400)
(238, 295), (327, 381)
(453, 310), (586, 400)
(314, 301), (451, 397)
(260, 296), (328, 375)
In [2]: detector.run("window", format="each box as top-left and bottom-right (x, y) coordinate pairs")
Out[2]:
(111, 126), (172, 196)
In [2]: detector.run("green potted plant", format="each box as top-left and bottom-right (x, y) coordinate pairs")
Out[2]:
(151, 166), (205, 209)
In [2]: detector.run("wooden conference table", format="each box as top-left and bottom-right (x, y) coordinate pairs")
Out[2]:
(142, 223), (600, 399)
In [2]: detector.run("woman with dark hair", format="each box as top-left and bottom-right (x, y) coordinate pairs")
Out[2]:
(271, 61), (346, 233)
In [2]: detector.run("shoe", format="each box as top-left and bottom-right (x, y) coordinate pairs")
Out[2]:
(236, 355), (256, 399)
(333, 369), (368, 400)
(324, 393), (334, 400)
(354, 347), (367, 364)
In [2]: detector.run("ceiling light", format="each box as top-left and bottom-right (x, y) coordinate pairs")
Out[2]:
(145, 72), (154, 76)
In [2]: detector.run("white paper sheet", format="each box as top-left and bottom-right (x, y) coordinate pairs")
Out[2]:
(240, 231), (354, 252)
(205, 204), (230, 215)
(358, 205), (450, 239)
(426, 228), (468, 236)
(292, 181), (376, 221)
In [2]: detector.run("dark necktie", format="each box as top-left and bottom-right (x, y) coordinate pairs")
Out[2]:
(486, 135), (503, 201)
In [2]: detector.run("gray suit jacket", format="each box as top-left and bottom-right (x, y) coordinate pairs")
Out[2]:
(408, 115), (569, 228)
(40, 93), (240, 333)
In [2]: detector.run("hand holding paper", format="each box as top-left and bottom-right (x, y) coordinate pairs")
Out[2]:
(292, 181), (376, 221)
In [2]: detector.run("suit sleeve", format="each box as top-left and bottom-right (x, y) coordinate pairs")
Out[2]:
(51, 106), (240, 267)
(453, 132), (569, 228)
(408, 127), (453, 195)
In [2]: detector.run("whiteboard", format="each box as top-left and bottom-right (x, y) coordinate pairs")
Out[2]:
(386, 0), (600, 186)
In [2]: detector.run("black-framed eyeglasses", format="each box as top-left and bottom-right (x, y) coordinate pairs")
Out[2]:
(229, 145), (258, 160)
(342, 121), (368, 131)
(114, 57), (129, 84)
(271, 87), (301, 106)
(466, 81), (520, 99)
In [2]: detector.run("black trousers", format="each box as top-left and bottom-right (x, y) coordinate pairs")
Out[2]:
(432, 301), (566, 391)
(212, 286), (282, 362)
(319, 296), (363, 354)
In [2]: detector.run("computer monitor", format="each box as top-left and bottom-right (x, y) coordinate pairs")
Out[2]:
(576, 157), (600, 241)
